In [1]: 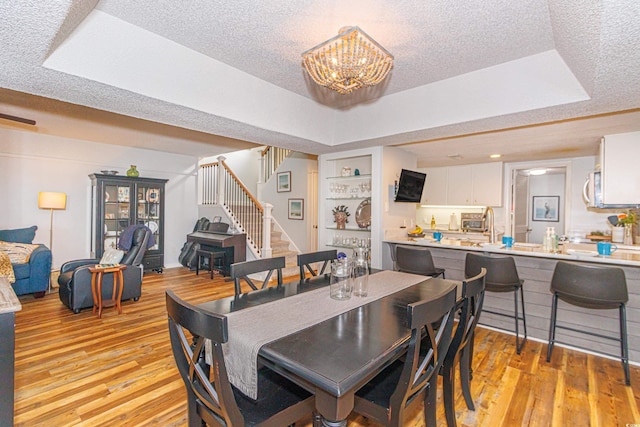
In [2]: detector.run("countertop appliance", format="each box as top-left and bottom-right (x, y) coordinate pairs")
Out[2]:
(461, 213), (486, 232)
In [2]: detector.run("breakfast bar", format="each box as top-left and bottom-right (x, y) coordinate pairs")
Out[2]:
(384, 236), (640, 363)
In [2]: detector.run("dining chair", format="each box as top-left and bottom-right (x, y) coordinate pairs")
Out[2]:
(165, 290), (317, 427)
(547, 261), (630, 385)
(425, 268), (487, 427)
(230, 257), (285, 297)
(352, 285), (458, 427)
(297, 249), (337, 280)
(465, 252), (527, 354)
(395, 245), (446, 278)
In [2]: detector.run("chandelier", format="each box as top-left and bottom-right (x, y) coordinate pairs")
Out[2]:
(302, 26), (394, 95)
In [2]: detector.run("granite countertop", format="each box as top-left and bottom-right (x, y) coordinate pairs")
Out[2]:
(0, 278), (22, 314)
(384, 237), (640, 267)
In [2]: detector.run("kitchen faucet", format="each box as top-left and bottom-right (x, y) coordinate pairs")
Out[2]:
(484, 206), (496, 244)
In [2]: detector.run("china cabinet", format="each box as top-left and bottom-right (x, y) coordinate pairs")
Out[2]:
(89, 174), (168, 272)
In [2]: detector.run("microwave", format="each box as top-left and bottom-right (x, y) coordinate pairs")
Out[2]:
(583, 171), (640, 208)
(461, 213), (486, 232)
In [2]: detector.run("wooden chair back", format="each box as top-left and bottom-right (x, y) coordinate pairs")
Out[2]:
(165, 290), (242, 426)
(297, 250), (337, 280)
(230, 257), (285, 296)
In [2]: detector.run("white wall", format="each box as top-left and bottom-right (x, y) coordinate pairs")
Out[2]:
(201, 147), (262, 196)
(381, 147), (418, 229)
(261, 152), (317, 252)
(0, 127), (199, 269)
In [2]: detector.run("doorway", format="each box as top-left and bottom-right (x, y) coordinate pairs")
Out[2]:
(511, 166), (567, 243)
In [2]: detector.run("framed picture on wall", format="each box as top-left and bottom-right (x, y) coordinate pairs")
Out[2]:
(288, 198), (304, 220)
(277, 171), (291, 192)
(532, 196), (560, 222)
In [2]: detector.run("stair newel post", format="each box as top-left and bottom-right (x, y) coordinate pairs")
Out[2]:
(257, 150), (265, 202)
(262, 203), (273, 258)
(216, 155), (226, 205)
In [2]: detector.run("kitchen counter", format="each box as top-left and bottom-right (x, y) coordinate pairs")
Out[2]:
(383, 238), (640, 365)
(384, 236), (640, 267)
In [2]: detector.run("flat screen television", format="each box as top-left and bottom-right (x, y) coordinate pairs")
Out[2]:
(394, 169), (427, 203)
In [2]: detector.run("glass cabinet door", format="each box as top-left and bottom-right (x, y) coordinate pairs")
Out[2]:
(103, 183), (132, 252)
(135, 183), (161, 250)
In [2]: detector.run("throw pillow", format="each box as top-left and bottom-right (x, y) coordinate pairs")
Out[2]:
(99, 248), (125, 265)
(0, 226), (38, 244)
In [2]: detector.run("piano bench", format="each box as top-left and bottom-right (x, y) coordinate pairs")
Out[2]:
(196, 249), (226, 279)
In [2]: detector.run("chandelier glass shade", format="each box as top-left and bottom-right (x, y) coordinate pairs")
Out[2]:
(302, 26), (394, 95)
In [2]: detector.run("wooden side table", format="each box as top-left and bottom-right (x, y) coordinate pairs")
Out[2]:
(89, 264), (127, 318)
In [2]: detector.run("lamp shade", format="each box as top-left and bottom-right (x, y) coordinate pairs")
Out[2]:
(38, 192), (67, 210)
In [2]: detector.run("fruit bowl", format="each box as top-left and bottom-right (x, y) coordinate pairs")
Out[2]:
(408, 232), (425, 238)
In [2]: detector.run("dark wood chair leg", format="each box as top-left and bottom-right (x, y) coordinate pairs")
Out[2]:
(442, 362), (458, 427)
(424, 382), (437, 426)
(460, 346), (475, 410)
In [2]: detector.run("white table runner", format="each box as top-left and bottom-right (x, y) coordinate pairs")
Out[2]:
(208, 270), (429, 399)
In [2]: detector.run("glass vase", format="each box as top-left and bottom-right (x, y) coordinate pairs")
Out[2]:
(126, 165), (139, 177)
(624, 223), (634, 245)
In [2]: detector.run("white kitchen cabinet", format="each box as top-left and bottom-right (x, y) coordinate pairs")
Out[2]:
(447, 166), (473, 205)
(600, 132), (640, 205)
(471, 162), (503, 206)
(420, 167), (448, 205)
(420, 162), (503, 206)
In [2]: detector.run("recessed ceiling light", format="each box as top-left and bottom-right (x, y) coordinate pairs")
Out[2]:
(489, 154), (501, 158)
(447, 154), (462, 159)
(529, 169), (547, 176)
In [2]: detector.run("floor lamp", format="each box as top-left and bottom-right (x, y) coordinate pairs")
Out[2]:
(38, 191), (67, 292)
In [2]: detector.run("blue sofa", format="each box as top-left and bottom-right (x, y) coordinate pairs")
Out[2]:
(0, 226), (52, 297)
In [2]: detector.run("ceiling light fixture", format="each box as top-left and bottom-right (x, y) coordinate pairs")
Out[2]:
(490, 154), (501, 159)
(529, 169), (547, 176)
(302, 26), (394, 95)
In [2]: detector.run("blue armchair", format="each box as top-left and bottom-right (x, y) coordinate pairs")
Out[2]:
(0, 226), (52, 297)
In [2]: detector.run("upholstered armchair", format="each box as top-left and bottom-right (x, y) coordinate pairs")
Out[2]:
(58, 227), (151, 313)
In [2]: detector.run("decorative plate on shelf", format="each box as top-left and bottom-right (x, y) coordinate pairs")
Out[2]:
(355, 199), (371, 229)
(146, 188), (160, 203)
(145, 220), (159, 234)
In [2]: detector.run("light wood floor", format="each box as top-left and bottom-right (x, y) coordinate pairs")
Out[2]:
(14, 267), (640, 426)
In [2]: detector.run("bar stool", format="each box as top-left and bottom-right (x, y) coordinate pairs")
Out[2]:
(395, 246), (445, 278)
(547, 261), (630, 385)
(465, 253), (527, 354)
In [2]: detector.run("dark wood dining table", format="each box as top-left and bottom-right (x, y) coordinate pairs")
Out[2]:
(198, 271), (460, 426)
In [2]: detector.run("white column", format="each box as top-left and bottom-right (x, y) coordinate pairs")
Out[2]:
(262, 202), (273, 258)
(257, 151), (265, 202)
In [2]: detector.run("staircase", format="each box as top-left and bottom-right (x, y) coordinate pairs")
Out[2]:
(269, 224), (300, 279)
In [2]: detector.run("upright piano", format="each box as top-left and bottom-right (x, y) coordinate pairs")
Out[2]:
(186, 231), (246, 275)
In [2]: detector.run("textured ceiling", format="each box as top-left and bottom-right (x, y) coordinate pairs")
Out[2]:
(1, 1), (639, 165)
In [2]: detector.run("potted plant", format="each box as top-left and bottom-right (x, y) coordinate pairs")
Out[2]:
(332, 205), (350, 230)
(618, 211), (637, 245)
